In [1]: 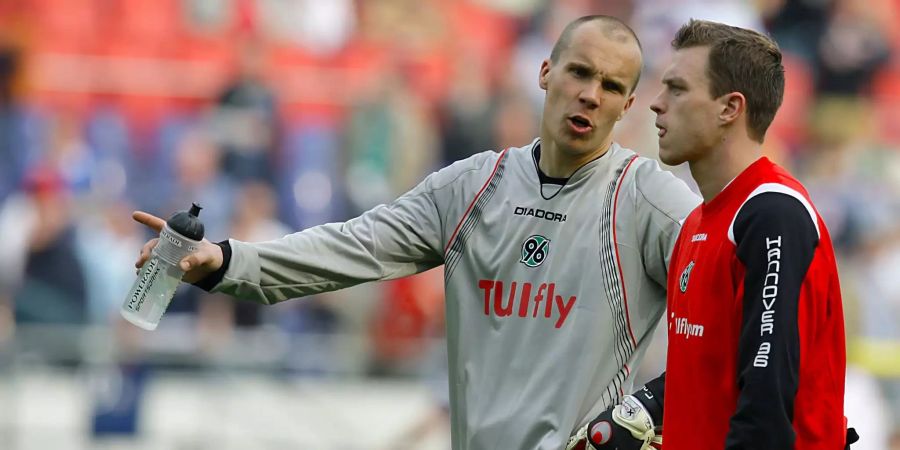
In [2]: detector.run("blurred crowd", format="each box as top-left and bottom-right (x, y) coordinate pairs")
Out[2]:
(0, 0), (898, 447)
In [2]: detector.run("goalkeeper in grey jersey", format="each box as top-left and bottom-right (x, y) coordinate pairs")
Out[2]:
(134, 15), (699, 450)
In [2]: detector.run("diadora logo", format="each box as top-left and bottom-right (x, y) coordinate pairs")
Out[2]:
(520, 235), (550, 268)
(679, 261), (694, 293)
(513, 206), (567, 223)
(691, 233), (707, 242)
(478, 279), (576, 328)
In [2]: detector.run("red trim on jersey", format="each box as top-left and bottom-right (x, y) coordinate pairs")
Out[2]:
(443, 148), (509, 256)
(612, 156), (639, 348)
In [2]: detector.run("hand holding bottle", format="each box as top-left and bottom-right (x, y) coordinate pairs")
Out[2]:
(122, 204), (223, 330)
(131, 210), (224, 284)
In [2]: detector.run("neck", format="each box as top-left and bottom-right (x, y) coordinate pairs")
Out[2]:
(689, 136), (762, 203)
(538, 135), (613, 178)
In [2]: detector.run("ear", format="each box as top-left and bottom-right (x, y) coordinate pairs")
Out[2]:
(538, 59), (551, 91)
(718, 92), (745, 126)
(617, 93), (637, 121)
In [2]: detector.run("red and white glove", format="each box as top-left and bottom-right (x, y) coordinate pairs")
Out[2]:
(566, 395), (662, 450)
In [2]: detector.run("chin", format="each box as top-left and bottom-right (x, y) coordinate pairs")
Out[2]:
(569, 141), (602, 157)
(556, 136), (589, 152)
(657, 148), (683, 166)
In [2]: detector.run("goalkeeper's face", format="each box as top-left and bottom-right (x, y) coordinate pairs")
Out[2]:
(538, 22), (641, 160)
(650, 46), (723, 166)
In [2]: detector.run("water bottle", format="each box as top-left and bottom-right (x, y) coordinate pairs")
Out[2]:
(121, 203), (205, 330)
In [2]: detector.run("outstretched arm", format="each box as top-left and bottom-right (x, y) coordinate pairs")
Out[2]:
(133, 174), (447, 305)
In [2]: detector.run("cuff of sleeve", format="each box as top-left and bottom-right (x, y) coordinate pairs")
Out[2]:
(192, 240), (232, 292)
(635, 375), (665, 429)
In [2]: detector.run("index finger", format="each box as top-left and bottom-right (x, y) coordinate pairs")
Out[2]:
(132, 211), (166, 233)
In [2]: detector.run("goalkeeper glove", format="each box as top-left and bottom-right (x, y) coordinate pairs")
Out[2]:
(566, 395), (662, 450)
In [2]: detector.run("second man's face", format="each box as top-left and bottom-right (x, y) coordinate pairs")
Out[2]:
(650, 46), (723, 166)
(539, 24), (640, 158)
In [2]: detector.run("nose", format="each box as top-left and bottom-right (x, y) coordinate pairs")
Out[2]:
(649, 92), (664, 115)
(578, 85), (600, 109)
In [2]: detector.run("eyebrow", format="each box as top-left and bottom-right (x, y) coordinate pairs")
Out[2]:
(662, 76), (687, 88)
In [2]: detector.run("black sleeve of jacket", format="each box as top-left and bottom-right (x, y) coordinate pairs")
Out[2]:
(634, 372), (665, 431)
(725, 193), (817, 450)
(193, 240), (232, 292)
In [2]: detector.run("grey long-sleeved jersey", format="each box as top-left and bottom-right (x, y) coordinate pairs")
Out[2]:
(211, 138), (699, 449)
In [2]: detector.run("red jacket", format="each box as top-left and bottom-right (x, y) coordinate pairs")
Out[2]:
(663, 157), (847, 450)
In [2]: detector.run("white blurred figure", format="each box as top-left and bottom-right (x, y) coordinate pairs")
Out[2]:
(75, 200), (145, 324)
(258, 0), (355, 54)
(632, 0), (764, 73)
(845, 365), (891, 450)
(0, 184), (36, 342)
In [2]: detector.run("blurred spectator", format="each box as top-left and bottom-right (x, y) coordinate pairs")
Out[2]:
(0, 43), (32, 203)
(5, 166), (86, 325)
(44, 113), (95, 194)
(209, 36), (279, 184)
(369, 268), (444, 377)
(760, 0), (830, 63)
(814, 0), (892, 96)
(75, 200), (145, 324)
(357, 0), (447, 52)
(277, 123), (344, 230)
(438, 54), (495, 164)
(84, 107), (135, 201)
(491, 85), (540, 150)
(0, 42), (19, 112)
(344, 70), (438, 214)
(344, 72), (394, 212)
(165, 128), (234, 242)
(230, 180), (291, 244)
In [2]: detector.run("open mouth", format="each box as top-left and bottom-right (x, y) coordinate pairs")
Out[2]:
(656, 123), (667, 138)
(568, 115), (593, 133)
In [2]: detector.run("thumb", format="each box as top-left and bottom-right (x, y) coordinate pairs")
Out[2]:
(180, 253), (208, 271)
(178, 243), (222, 284)
(179, 243), (216, 272)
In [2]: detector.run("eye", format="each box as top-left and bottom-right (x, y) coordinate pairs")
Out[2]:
(602, 81), (623, 94)
(571, 67), (590, 78)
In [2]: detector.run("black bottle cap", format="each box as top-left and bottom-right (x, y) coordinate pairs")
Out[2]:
(166, 202), (205, 240)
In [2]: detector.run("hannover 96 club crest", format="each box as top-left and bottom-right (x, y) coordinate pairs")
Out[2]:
(520, 235), (550, 268)
(679, 260), (695, 293)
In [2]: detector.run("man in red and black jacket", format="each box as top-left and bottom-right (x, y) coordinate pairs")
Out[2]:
(646, 19), (857, 450)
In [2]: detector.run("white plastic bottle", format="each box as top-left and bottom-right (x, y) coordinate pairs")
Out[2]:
(121, 203), (204, 330)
